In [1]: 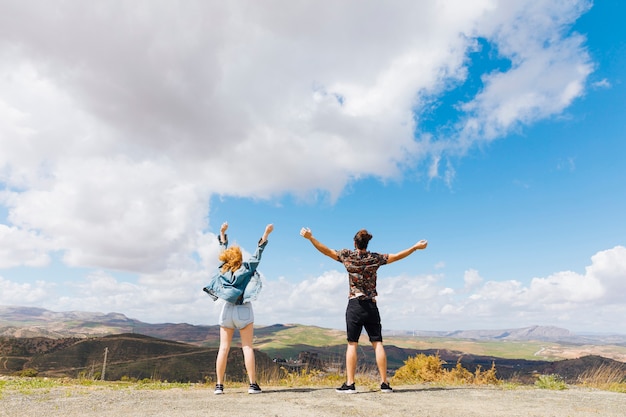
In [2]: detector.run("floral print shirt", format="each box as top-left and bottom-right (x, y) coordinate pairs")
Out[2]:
(336, 249), (389, 299)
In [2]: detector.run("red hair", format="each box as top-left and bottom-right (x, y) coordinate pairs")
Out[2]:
(219, 246), (242, 273)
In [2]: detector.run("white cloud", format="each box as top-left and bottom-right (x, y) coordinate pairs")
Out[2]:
(258, 245), (626, 333)
(256, 245), (626, 332)
(592, 78), (610, 89)
(4, 157), (209, 273)
(255, 271), (347, 328)
(0, 224), (53, 268)
(0, 1), (595, 291)
(463, 269), (483, 291)
(2, 246), (625, 333)
(449, 0), (593, 151)
(0, 276), (52, 304)
(434, 246), (626, 331)
(585, 246), (626, 301)
(47, 268), (223, 324)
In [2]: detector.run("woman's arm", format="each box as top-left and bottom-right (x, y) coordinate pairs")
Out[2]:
(300, 227), (339, 261)
(387, 239), (428, 264)
(259, 223), (274, 245)
(246, 224), (274, 271)
(219, 221), (228, 247)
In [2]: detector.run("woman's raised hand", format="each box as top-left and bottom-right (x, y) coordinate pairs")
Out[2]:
(261, 224), (274, 243)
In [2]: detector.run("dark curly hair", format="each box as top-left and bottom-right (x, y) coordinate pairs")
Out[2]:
(353, 229), (373, 250)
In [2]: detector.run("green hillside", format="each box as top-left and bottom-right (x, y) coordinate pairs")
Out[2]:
(253, 324), (546, 363)
(254, 324), (345, 357)
(383, 337), (550, 361)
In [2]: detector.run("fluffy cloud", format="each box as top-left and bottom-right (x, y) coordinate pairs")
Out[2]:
(0, 1), (602, 333)
(0, 0), (593, 274)
(429, 246), (626, 331)
(3, 245), (624, 333)
(0, 276), (53, 304)
(456, 1), (592, 142)
(0, 224), (53, 268)
(5, 158), (209, 272)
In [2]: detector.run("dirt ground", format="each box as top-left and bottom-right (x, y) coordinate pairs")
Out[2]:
(1, 384), (625, 417)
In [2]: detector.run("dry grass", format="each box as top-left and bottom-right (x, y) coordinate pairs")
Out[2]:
(273, 368), (344, 387)
(577, 363), (626, 393)
(3, 353), (624, 395)
(265, 353), (500, 389)
(392, 353), (498, 386)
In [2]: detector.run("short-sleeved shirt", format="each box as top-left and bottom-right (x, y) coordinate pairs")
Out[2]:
(336, 249), (389, 299)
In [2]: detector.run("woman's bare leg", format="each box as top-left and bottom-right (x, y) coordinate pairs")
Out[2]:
(239, 323), (256, 383)
(216, 326), (235, 384)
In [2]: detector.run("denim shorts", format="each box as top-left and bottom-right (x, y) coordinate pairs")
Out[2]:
(345, 298), (383, 343)
(219, 301), (254, 329)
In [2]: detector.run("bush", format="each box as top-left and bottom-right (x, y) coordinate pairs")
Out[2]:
(535, 374), (567, 390)
(393, 353), (446, 383)
(448, 361), (474, 384)
(393, 354), (499, 385)
(14, 368), (38, 378)
(471, 362), (499, 385)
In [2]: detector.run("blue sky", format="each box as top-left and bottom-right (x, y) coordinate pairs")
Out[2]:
(1, 0), (625, 333)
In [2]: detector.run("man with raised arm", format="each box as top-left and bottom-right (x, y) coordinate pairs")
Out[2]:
(300, 227), (427, 394)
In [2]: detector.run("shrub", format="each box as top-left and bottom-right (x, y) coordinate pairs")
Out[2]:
(535, 374), (567, 390)
(393, 353), (446, 384)
(472, 362), (499, 385)
(393, 354), (499, 386)
(15, 368), (38, 378)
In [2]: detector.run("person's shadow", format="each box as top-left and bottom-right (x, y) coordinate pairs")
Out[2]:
(261, 387), (323, 393)
(385, 386), (462, 394)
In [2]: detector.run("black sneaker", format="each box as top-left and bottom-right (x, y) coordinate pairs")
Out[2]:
(380, 382), (393, 393)
(248, 382), (262, 394)
(335, 382), (357, 394)
(214, 384), (224, 395)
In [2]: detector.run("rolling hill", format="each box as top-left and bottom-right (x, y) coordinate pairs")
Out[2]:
(2, 305), (626, 384)
(1, 332), (277, 382)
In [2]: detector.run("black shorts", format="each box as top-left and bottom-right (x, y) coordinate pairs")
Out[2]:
(345, 298), (383, 343)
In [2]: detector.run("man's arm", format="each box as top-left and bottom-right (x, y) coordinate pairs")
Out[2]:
(300, 227), (339, 261)
(387, 239), (428, 264)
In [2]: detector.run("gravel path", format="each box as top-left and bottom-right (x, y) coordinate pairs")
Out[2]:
(1, 384), (625, 416)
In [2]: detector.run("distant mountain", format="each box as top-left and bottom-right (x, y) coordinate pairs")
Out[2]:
(2, 305), (626, 345)
(2, 306), (626, 384)
(385, 325), (626, 345)
(447, 325), (572, 340)
(0, 305), (220, 344)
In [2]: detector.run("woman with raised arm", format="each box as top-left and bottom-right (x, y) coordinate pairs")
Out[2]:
(204, 222), (273, 395)
(300, 227), (427, 394)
